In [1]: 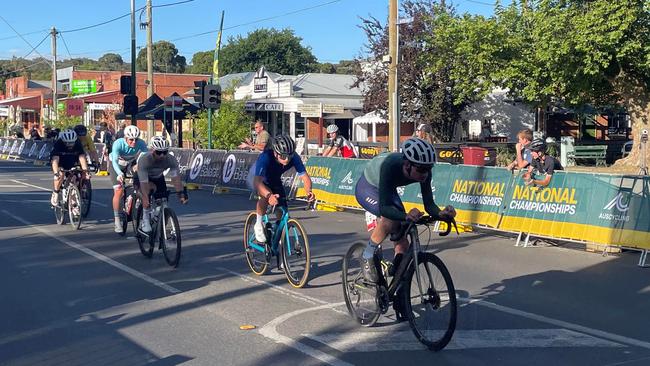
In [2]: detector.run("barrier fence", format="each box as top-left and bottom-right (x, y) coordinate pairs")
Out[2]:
(2, 138), (648, 260)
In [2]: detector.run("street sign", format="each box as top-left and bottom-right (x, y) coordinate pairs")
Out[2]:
(71, 80), (98, 95)
(323, 104), (344, 114)
(298, 103), (322, 117)
(66, 99), (84, 116)
(164, 96), (184, 112)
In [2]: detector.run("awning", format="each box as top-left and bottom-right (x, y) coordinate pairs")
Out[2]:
(353, 111), (387, 124)
(324, 109), (363, 120)
(59, 90), (121, 104)
(0, 95), (41, 110)
(115, 93), (164, 120)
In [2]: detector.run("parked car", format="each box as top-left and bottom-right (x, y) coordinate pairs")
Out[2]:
(622, 141), (633, 158)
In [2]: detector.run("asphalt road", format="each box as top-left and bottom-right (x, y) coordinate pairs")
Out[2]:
(1, 159), (650, 366)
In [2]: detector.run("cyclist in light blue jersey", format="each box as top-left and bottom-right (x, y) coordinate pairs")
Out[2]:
(109, 125), (148, 232)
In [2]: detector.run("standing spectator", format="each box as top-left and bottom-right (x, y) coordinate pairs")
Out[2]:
(322, 124), (357, 158)
(506, 128), (533, 171)
(414, 123), (434, 145)
(94, 122), (114, 152)
(12, 125), (25, 139)
(524, 138), (563, 187)
(115, 121), (127, 140)
(29, 126), (42, 140)
(239, 120), (270, 151)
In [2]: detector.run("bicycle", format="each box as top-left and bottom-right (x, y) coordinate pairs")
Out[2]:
(243, 199), (312, 288)
(52, 167), (87, 230)
(79, 163), (98, 218)
(342, 216), (459, 351)
(117, 172), (138, 237)
(133, 189), (185, 268)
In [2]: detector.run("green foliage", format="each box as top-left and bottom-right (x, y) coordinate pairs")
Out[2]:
(496, 145), (516, 167)
(188, 51), (213, 74)
(42, 110), (83, 131)
(136, 40), (186, 73)
(98, 53), (124, 70)
(220, 28), (319, 75)
(191, 100), (251, 149)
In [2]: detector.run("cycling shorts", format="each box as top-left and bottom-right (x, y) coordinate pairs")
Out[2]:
(355, 174), (404, 217)
(134, 174), (168, 199)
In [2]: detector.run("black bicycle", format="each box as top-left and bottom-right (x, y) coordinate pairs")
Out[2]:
(79, 163), (98, 218)
(52, 167), (87, 230)
(134, 189), (185, 267)
(342, 216), (458, 351)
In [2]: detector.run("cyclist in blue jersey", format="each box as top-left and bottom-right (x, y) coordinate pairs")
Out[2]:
(109, 125), (148, 232)
(251, 135), (315, 243)
(355, 138), (456, 283)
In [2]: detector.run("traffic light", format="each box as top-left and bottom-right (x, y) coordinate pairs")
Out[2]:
(120, 75), (132, 94)
(193, 80), (206, 107)
(203, 84), (221, 109)
(123, 94), (139, 115)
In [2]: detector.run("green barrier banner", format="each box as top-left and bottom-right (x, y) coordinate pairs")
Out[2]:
(302, 156), (367, 209)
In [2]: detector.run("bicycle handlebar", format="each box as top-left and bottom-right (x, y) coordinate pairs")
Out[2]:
(389, 215), (458, 242)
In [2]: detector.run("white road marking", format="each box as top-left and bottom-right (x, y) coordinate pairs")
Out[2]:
(0, 184), (24, 188)
(0, 192), (48, 195)
(304, 329), (624, 352)
(10, 179), (109, 207)
(465, 298), (650, 350)
(259, 302), (352, 366)
(2, 210), (180, 294)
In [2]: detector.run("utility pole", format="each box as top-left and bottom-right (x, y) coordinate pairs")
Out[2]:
(388, 0), (398, 151)
(146, 0), (154, 140)
(130, 0), (137, 126)
(50, 27), (57, 121)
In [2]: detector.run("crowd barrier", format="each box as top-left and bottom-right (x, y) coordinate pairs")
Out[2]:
(296, 156), (650, 262)
(2, 137), (648, 264)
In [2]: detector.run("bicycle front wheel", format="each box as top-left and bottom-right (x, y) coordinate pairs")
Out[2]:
(160, 207), (182, 267)
(80, 179), (92, 218)
(67, 186), (82, 230)
(135, 202), (153, 257)
(403, 252), (457, 351)
(280, 218), (311, 288)
(342, 242), (381, 327)
(243, 212), (268, 275)
(54, 192), (65, 225)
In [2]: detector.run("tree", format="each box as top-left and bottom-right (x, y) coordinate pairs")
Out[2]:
(136, 40), (186, 73)
(220, 28), (319, 75)
(191, 98), (251, 149)
(98, 53), (124, 70)
(188, 50), (213, 74)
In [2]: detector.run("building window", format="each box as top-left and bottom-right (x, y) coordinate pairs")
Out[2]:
(295, 116), (305, 138)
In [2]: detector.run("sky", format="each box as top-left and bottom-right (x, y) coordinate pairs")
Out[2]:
(0, 0), (506, 65)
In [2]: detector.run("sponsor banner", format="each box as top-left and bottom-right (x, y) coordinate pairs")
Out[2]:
(356, 143), (387, 160)
(168, 148), (195, 178)
(185, 149), (228, 186)
(18, 139), (34, 160)
(299, 156), (366, 209)
(433, 144), (497, 166)
(8, 139), (23, 158)
(26, 140), (44, 160)
(35, 141), (54, 162)
(220, 151), (260, 190)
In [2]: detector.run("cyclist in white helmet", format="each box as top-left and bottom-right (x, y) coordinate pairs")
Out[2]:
(134, 136), (188, 233)
(49, 129), (90, 206)
(109, 125), (148, 232)
(322, 124), (357, 158)
(354, 137), (456, 284)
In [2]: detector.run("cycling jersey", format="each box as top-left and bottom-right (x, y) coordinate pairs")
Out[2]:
(109, 137), (148, 175)
(252, 150), (306, 199)
(50, 139), (85, 170)
(531, 155), (563, 176)
(136, 152), (179, 183)
(329, 135), (356, 158)
(357, 152), (439, 221)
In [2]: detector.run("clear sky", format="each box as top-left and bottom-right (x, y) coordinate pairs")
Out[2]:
(0, 0), (505, 65)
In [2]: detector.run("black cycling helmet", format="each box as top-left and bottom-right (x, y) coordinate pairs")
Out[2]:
(528, 138), (547, 152)
(73, 124), (88, 137)
(272, 135), (296, 156)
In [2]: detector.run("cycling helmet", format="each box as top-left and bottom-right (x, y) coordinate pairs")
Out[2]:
(528, 138), (547, 152)
(272, 135), (296, 156)
(73, 124), (88, 137)
(124, 125), (140, 139)
(402, 137), (435, 165)
(326, 124), (339, 134)
(149, 136), (170, 152)
(59, 129), (77, 143)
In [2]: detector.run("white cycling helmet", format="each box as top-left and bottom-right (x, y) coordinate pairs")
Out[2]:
(124, 125), (140, 139)
(149, 136), (170, 152)
(326, 124), (339, 133)
(59, 129), (77, 143)
(402, 137), (435, 165)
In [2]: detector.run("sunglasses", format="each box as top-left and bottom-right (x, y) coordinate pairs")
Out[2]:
(154, 150), (168, 156)
(126, 138), (136, 142)
(275, 152), (293, 160)
(411, 163), (432, 174)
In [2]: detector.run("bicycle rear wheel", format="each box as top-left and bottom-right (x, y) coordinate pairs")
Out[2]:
(67, 186), (82, 230)
(342, 242), (381, 327)
(161, 207), (182, 267)
(54, 192), (65, 225)
(243, 212), (268, 275)
(80, 179), (92, 218)
(135, 202), (153, 257)
(281, 218), (311, 288)
(403, 252), (457, 351)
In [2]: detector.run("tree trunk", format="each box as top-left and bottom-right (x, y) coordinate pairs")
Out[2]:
(612, 73), (650, 171)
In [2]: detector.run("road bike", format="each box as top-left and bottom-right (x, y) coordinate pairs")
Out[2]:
(52, 167), (87, 230)
(79, 163), (98, 218)
(134, 189), (185, 268)
(117, 173), (138, 237)
(342, 216), (458, 351)
(243, 200), (312, 288)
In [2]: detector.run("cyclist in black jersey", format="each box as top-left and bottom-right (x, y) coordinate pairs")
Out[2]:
(355, 137), (456, 282)
(524, 138), (563, 187)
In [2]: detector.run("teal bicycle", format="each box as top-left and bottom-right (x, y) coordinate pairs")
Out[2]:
(243, 201), (311, 288)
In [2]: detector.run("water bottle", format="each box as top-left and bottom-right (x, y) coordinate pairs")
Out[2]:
(62, 188), (68, 202)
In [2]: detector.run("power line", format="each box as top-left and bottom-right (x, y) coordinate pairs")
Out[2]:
(0, 28), (50, 41)
(457, 0), (496, 6)
(0, 15), (50, 61)
(58, 33), (73, 60)
(171, 0), (342, 42)
(0, 59), (51, 77)
(21, 32), (51, 60)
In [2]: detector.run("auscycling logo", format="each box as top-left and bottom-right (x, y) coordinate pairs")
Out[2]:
(599, 192), (631, 222)
(338, 171), (354, 191)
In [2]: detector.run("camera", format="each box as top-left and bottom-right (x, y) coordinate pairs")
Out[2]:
(642, 129), (649, 142)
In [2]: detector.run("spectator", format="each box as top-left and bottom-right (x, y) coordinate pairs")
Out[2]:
(12, 125), (24, 139)
(44, 126), (57, 140)
(506, 128), (533, 172)
(322, 124), (357, 158)
(29, 126), (42, 140)
(414, 123), (434, 145)
(115, 121), (127, 140)
(94, 122), (113, 152)
(239, 120), (270, 151)
(524, 138), (563, 187)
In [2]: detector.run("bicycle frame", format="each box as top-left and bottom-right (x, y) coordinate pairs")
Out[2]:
(247, 205), (291, 258)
